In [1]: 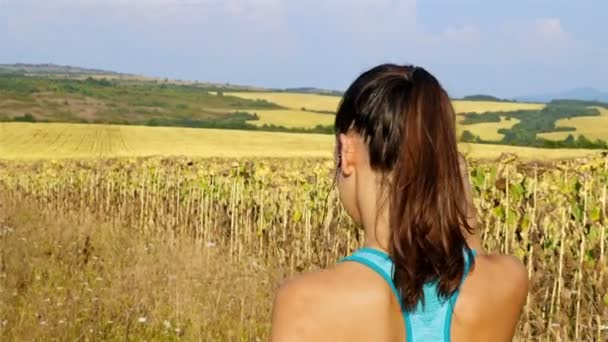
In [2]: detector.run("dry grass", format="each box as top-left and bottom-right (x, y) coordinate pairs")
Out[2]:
(457, 116), (521, 141)
(538, 107), (608, 141)
(249, 110), (334, 128)
(0, 199), (279, 341)
(458, 143), (599, 160)
(0, 92), (112, 122)
(1, 156), (607, 341)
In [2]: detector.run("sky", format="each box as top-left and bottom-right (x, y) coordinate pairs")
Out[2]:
(0, 0), (606, 98)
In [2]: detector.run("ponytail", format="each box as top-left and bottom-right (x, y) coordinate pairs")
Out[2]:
(390, 67), (474, 310)
(334, 64), (474, 311)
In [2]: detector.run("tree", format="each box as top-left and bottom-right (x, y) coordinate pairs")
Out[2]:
(460, 130), (478, 142)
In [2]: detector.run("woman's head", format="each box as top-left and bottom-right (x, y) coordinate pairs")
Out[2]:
(334, 63), (474, 310)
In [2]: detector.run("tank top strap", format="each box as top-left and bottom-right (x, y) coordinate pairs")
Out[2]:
(339, 248), (402, 308)
(339, 247), (476, 342)
(339, 248), (413, 341)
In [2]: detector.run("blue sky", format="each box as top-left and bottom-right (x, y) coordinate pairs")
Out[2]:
(0, 0), (606, 98)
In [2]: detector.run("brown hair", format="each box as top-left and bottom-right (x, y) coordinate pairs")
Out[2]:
(335, 64), (474, 310)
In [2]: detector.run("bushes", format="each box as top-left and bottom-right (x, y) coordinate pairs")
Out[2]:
(143, 112), (334, 135)
(12, 114), (37, 122)
(85, 77), (113, 87)
(146, 112), (256, 129)
(0, 75), (39, 95)
(539, 134), (608, 149)
(0, 114), (38, 123)
(460, 112), (502, 124)
(458, 101), (608, 149)
(461, 94), (512, 102)
(460, 130), (480, 143)
(551, 99), (608, 109)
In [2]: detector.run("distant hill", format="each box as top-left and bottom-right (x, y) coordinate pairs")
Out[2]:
(281, 87), (343, 96)
(0, 63), (268, 91)
(1, 63), (346, 95)
(0, 63), (127, 76)
(516, 87), (608, 103)
(461, 94), (513, 102)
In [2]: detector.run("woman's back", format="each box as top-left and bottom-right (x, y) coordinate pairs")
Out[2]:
(270, 64), (528, 341)
(271, 249), (528, 341)
(342, 247), (476, 341)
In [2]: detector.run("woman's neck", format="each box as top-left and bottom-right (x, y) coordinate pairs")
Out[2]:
(361, 210), (483, 253)
(361, 208), (391, 253)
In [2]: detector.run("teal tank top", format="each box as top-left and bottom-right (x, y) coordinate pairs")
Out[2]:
(340, 247), (476, 342)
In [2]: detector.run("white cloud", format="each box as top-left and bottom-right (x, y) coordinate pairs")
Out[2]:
(533, 18), (567, 42)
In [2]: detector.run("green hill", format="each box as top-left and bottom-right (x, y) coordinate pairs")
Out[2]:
(0, 73), (281, 128)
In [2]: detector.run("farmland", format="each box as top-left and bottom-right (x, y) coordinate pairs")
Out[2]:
(226, 91), (549, 135)
(0, 122), (602, 161)
(247, 109), (334, 128)
(0, 123), (333, 159)
(452, 100), (545, 114)
(1, 155), (607, 341)
(224, 91), (342, 112)
(456, 116), (521, 141)
(539, 107), (608, 141)
(225, 91), (546, 114)
(2, 74), (607, 149)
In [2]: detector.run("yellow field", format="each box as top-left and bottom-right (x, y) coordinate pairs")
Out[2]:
(226, 91), (545, 114)
(249, 110), (334, 128)
(225, 92), (341, 112)
(452, 101), (545, 114)
(0, 122), (601, 161)
(0, 123), (332, 159)
(456, 116), (521, 141)
(538, 106), (608, 141)
(223, 92), (545, 132)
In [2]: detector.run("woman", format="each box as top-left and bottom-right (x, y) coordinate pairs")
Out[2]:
(270, 64), (529, 341)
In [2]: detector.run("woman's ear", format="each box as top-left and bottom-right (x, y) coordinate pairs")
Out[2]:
(338, 133), (356, 177)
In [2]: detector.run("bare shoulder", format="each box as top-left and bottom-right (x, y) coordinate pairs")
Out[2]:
(270, 262), (402, 342)
(483, 254), (529, 297)
(466, 253), (529, 311)
(456, 253), (529, 340)
(270, 269), (335, 335)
